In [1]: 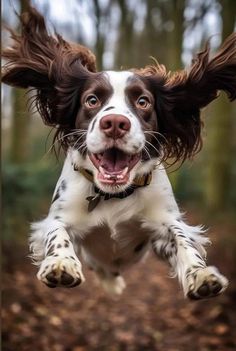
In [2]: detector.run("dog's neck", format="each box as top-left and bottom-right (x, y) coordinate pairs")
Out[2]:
(75, 166), (153, 212)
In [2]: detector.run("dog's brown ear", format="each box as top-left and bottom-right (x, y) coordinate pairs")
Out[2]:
(167, 32), (236, 110)
(140, 34), (236, 162)
(2, 6), (97, 127)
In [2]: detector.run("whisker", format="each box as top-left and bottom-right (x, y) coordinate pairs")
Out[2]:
(144, 132), (162, 149)
(48, 131), (83, 150)
(77, 142), (87, 155)
(144, 130), (165, 137)
(43, 130), (87, 157)
(145, 140), (160, 156)
(143, 146), (151, 160)
(72, 134), (86, 150)
(144, 130), (168, 144)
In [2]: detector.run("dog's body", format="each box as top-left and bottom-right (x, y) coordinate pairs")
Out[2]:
(32, 146), (213, 297)
(2, 8), (236, 299)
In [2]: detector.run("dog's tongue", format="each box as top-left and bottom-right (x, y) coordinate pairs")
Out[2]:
(101, 148), (129, 172)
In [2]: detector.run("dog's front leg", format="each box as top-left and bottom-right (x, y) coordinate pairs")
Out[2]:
(151, 219), (228, 299)
(30, 220), (84, 288)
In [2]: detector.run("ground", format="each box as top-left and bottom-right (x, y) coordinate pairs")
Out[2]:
(2, 216), (236, 351)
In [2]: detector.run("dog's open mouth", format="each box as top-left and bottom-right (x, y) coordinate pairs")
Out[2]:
(89, 148), (141, 185)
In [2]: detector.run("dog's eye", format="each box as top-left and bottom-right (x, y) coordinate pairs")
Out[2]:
(85, 95), (100, 108)
(136, 96), (151, 109)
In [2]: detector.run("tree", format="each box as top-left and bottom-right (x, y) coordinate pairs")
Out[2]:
(167, 0), (185, 70)
(163, 0), (186, 189)
(93, 0), (112, 70)
(114, 0), (135, 69)
(205, 0), (236, 211)
(10, 0), (31, 163)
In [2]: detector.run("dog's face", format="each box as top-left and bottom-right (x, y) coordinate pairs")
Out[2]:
(75, 71), (158, 193)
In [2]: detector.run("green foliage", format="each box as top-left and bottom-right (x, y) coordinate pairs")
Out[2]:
(2, 160), (61, 243)
(172, 166), (204, 203)
(228, 157), (236, 208)
(172, 160), (236, 212)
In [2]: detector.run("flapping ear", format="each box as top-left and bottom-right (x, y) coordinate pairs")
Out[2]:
(139, 33), (236, 163)
(2, 6), (97, 128)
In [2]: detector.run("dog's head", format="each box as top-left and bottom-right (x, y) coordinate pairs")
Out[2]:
(2, 7), (236, 194)
(74, 70), (162, 193)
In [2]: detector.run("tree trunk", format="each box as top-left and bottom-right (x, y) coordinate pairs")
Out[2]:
(167, 0), (185, 70)
(204, 0), (236, 211)
(93, 0), (105, 70)
(114, 0), (134, 69)
(166, 0), (185, 189)
(10, 0), (31, 164)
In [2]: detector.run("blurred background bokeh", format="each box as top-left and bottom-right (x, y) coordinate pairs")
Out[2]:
(2, 0), (236, 350)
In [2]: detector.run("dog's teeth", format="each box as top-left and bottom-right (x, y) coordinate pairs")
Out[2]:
(117, 168), (128, 179)
(99, 166), (105, 175)
(99, 166), (129, 181)
(99, 166), (111, 178)
(123, 167), (129, 175)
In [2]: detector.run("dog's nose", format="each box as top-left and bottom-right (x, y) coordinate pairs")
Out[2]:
(100, 114), (131, 139)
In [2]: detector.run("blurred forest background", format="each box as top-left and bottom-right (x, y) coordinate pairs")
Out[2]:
(2, 0), (236, 351)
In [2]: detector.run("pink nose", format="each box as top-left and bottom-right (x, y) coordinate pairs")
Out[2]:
(100, 114), (131, 139)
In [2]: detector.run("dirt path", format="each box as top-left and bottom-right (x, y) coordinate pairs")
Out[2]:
(2, 222), (236, 351)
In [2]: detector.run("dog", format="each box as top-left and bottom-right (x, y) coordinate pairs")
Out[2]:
(2, 7), (236, 299)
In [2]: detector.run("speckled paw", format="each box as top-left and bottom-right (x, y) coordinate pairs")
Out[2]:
(37, 256), (85, 288)
(187, 266), (228, 300)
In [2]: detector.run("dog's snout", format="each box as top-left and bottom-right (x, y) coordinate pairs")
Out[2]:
(100, 114), (131, 139)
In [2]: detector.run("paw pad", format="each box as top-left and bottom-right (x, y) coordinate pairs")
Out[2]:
(38, 257), (84, 288)
(186, 266), (228, 300)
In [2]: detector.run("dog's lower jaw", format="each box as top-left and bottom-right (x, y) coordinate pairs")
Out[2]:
(92, 167), (138, 194)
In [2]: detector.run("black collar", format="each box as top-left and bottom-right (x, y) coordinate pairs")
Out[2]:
(74, 166), (152, 212)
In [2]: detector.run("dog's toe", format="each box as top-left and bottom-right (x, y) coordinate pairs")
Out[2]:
(46, 271), (59, 285)
(68, 278), (82, 288)
(211, 280), (223, 294)
(61, 271), (74, 285)
(45, 281), (57, 288)
(197, 282), (210, 297)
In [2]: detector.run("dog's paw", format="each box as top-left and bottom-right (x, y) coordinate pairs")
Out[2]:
(99, 276), (126, 295)
(37, 256), (85, 288)
(186, 266), (228, 300)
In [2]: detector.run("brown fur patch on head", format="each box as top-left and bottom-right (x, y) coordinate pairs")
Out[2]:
(2, 6), (97, 151)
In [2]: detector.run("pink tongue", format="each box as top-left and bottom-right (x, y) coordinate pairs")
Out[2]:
(101, 148), (129, 172)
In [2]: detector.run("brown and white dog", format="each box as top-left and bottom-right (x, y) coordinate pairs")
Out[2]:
(2, 7), (236, 298)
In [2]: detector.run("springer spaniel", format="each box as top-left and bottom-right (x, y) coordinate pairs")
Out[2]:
(2, 7), (236, 299)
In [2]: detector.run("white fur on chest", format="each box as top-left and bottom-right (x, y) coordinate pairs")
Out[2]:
(44, 150), (180, 272)
(52, 150), (178, 234)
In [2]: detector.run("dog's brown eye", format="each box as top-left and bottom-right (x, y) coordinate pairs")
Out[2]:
(136, 96), (150, 109)
(85, 95), (100, 108)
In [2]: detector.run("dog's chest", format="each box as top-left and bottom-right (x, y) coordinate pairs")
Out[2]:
(80, 218), (155, 270)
